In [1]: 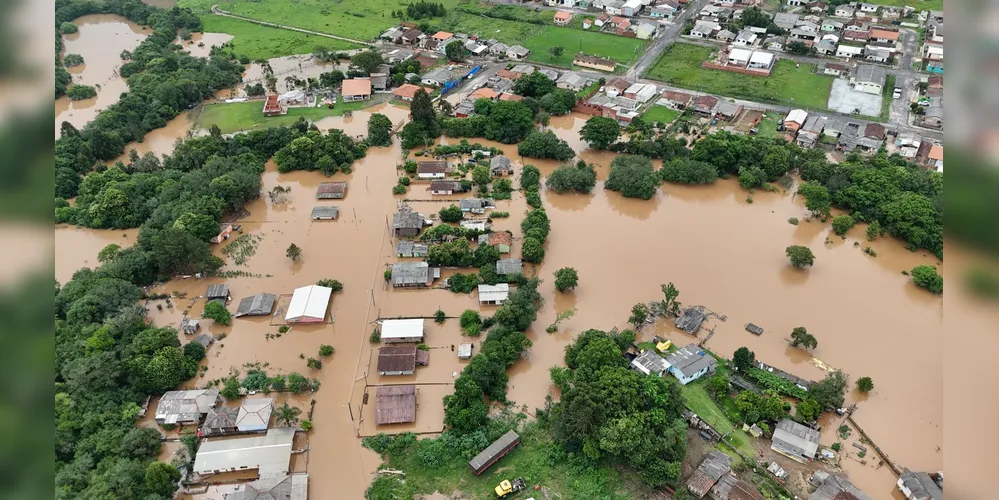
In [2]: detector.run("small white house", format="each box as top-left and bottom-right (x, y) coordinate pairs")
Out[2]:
(836, 45), (864, 58)
(631, 350), (669, 377)
(834, 5), (855, 17)
(727, 47), (752, 66)
(477, 283), (510, 305)
(748, 51), (775, 70)
(380, 319), (425, 344)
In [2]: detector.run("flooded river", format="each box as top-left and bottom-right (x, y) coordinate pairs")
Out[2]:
(54, 27), (946, 496)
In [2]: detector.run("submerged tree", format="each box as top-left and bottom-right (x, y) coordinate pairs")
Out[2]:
(287, 243), (302, 262)
(660, 282), (681, 317)
(554, 267), (579, 292)
(274, 403), (302, 427)
(546, 308), (576, 333)
(856, 376), (874, 393)
(785, 245), (815, 268)
(789, 326), (818, 350)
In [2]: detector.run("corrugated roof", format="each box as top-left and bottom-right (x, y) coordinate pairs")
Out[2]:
(772, 418), (821, 459)
(311, 206), (340, 219)
(285, 285), (332, 322)
(496, 258), (523, 275)
(206, 284), (230, 299)
(478, 283), (510, 303)
(378, 345), (418, 373)
(375, 385), (417, 425)
(235, 293), (276, 317)
(686, 451), (732, 497)
(664, 343), (717, 377)
(156, 389), (219, 424)
(193, 427), (296, 476)
(392, 262), (433, 286)
(632, 349), (669, 374)
(381, 319), (425, 340)
(226, 473), (308, 500)
(468, 430), (519, 471)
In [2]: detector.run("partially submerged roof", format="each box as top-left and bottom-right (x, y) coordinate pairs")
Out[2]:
(686, 450), (733, 498)
(772, 418), (821, 459)
(393, 204), (425, 230)
(496, 258), (523, 275)
(202, 406), (239, 434)
(316, 181), (347, 198)
(225, 473), (308, 500)
(235, 293), (277, 317)
(381, 318), (425, 340)
(490, 155), (512, 173)
(391, 261), (435, 286)
(711, 474), (765, 500)
(193, 427), (296, 476)
(378, 345), (418, 373)
(675, 307), (707, 333)
(285, 285), (332, 322)
(206, 284), (230, 299)
(155, 389), (219, 424)
(664, 343), (718, 377)
(311, 206), (340, 219)
(375, 385), (417, 425)
(236, 398), (274, 431)
(192, 333), (214, 348)
(897, 471), (942, 500)
(478, 283), (510, 303)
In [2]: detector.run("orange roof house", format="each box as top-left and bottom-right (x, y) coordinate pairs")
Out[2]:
(469, 87), (499, 100)
(870, 28), (900, 41)
(553, 10), (573, 26)
(498, 92), (523, 102)
(342, 78), (372, 101)
(393, 84), (430, 101)
(496, 69), (520, 80)
(432, 31), (454, 41)
(262, 94), (286, 116)
(928, 144), (943, 162)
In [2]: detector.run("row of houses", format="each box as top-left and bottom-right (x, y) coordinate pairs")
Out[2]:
(631, 343), (719, 384)
(590, 0), (685, 19)
(592, 13), (662, 39)
(575, 77), (660, 124)
(380, 25), (533, 61)
(919, 10), (943, 73)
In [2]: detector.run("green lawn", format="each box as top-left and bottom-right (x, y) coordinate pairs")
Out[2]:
(642, 105), (681, 125)
(880, 74), (896, 122)
(644, 43), (834, 110)
(866, 0), (943, 11)
(525, 27), (645, 67)
(200, 15), (362, 59)
(195, 99), (375, 134)
(755, 113), (781, 138)
(680, 381), (756, 462)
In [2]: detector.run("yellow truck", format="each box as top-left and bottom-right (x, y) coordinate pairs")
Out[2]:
(494, 477), (526, 497)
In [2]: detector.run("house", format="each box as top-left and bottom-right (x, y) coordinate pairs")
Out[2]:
(822, 20), (844, 32)
(710, 474), (765, 500)
(155, 389), (220, 425)
(836, 44), (864, 58)
(927, 144), (943, 171)
(622, 0), (644, 16)
(235, 398), (274, 433)
(377, 345), (421, 375)
(773, 13), (799, 30)
(926, 61), (943, 74)
(859, 2), (878, 12)
(385, 48), (415, 63)
(734, 30), (757, 47)
(262, 94), (286, 116)
(431, 31), (454, 44)
(635, 22), (657, 39)
(765, 35), (786, 51)
(391, 261), (439, 287)
(852, 64), (886, 94)
(193, 428), (296, 476)
(843, 29), (871, 43)
(489, 42), (509, 56)
(311, 206), (339, 221)
(396, 240), (429, 258)
(785, 0), (807, 6)
(728, 47), (753, 66)
(468, 430), (521, 475)
(285, 285), (332, 323)
(796, 20), (819, 32)
(808, 1), (827, 12)
(430, 180), (465, 195)
(748, 50), (775, 70)
(422, 67), (455, 87)
(206, 284), (231, 303)
(381, 26), (404, 43)
(416, 160), (448, 180)
(392, 204), (425, 237)
(393, 84), (429, 102)
(865, 48), (891, 63)
(460, 219), (488, 232)
(623, 83), (658, 103)
(686, 451), (733, 498)
(341, 78), (371, 101)
(771, 418), (820, 462)
(180, 317), (200, 334)
(823, 117), (846, 137)
(923, 44), (943, 61)
(834, 5), (854, 17)
(557, 72), (589, 92)
(614, 18), (633, 35)
(201, 406), (238, 436)
(553, 10), (574, 26)
(478, 231), (513, 254)
(604, 0), (624, 15)
(821, 33), (839, 44)
(379, 318), (425, 344)
(660, 90), (693, 108)
(375, 385), (417, 425)
(210, 223), (234, 244)
(478, 283), (511, 305)
(716, 29), (736, 42)
(400, 28), (423, 45)
(458, 343), (473, 359)
(539, 68), (560, 80)
(784, 109), (808, 132)
(277, 89), (307, 106)
(510, 64), (537, 77)
(796, 130), (819, 147)
(815, 39), (837, 55)
(870, 27), (899, 43)
(896, 133), (922, 158)
(454, 99), (476, 118)
(802, 115), (829, 139)
(691, 95), (719, 115)
(897, 471), (943, 500)
(369, 73), (388, 92)
(690, 20), (719, 38)
(790, 28), (818, 41)
(574, 54), (617, 72)
(225, 474), (308, 500)
(489, 155), (513, 176)
(460, 197), (492, 214)
(664, 343), (718, 384)
(650, 3), (678, 19)
(809, 472), (873, 500)
(822, 62), (847, 76)
(631, 349), (669, 376)
(496, 258), (523, 275)
(715, 101), (743, 120)
(316, 181), (347, 199)
(507, 45), (531, 60)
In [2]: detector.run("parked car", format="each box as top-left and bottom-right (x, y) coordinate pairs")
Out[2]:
(892, 87), (902, 99)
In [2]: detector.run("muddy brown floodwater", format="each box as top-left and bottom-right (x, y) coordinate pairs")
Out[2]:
(55, 15), (148, 135)
(57, 71), (947, 499)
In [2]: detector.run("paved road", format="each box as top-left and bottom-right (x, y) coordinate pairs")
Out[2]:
(210, 5), (374, 46)
(626, 0), (710, 79)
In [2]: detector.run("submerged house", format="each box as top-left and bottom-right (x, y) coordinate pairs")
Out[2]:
(477, 283), (510, 305)
(490, 156), (513, 176)
(155, 389), (220, 426)
(771, 418), (820, 462)
(391, 261), (440, 288)
(675, 307), (707, 333)
(375, 385), (417, 425)
(285, 285), (333, 324)
(226, 474), (308, 500)
(377, 345), (428, 375)
(316, 181), (347, 199)
(496, 258), (523, 275)
(396, 240), (429, 258)
(393, 204), (426, 237)
(206, 284), (231, 303)
(234, 293), (276, 318)
(664, 344), (718, 384)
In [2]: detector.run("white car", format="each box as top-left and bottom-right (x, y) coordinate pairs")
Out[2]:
(892, 87), (902, 99)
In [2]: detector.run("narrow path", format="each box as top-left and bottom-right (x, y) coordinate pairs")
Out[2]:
(210, 4), (374, 47)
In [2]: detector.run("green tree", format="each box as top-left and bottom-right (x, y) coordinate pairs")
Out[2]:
(144, 461), (180, 497)
(706, 372), (730, 400)
(434, 309), (447, 324)
(471, 165), (491, 186)
(554, 267), (579, 292)
(183, 341), (206, 361)
(795, 397), (822, 422)
(367, 113), (393, 147)
(785, 245), (815, 268)
(549, 46), (565, 59)
(445, 41), (468, 61)
(512, 71), (556, 98)
(63, 53), (85, 67)
(274, 403), (302, 426)
(483, 100), (535, 144)
(66, 84), (97, 100)
(910, 265), (943, 294)
(546, 308), (577, 333)
(351, 50), (384, 73)
(60, 22), (79, 34)
(831, 214), (856, 236)
(306, 357), (322, 369)
(316, 278), (343, 292)
(438, 204), (463, 222)
(520, 164), (541, 191)
(173, 212), (219, 242)
(97, 243), (122, 263)
(203, 300), (232, 326)
(738, 165), (766, 189)
(319, 344), (335, 356)
(546, 160), (597, 194)
(286, 243), (302, 261)
(459, 309), (482, 336)
(518, 130), (575, 161)
(605, 155), (659, 200)
(580, 116), (621, 149)
(733, 347), (755, 371)
(660, 282), (681, 317)
(797, 182), (831, 218)
(810, 370), (848, 410)
(789, 326), (818, 350)
(410, 89), (441, 137)
(522, 237), (545, 263)
(856, 376), (874, 392)
(660, 158), (718, 185)
(629, 303), (649, 327)
(866, 220), (883, 241)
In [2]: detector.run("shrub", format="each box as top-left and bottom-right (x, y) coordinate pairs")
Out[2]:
(659, 159), (718, 185)
(785, 245), (815, 268)
(316, 278), (344, 292)
(318, 344), (334, 356)
(60, 22), (78, 34)
(392, 184), (407, 195)
(63, 53), (85, 67)
(553, 267), (578, 292)
(66, 84), (97, 100)
(434, 309), (446, 324)
(605, 155), (658, 200)
(911, 265), (942, 294)
(398, 176), (411, 186)
(831, 215), (856, 236)
(278, 325), (290, 333)
(301, 420), (313, 431)
(183, 342), (206, 361)
(491, 211), (510, 218)
(439, 204), (463, 222)
(203, 301), (232, 326)
(856, 376), (874, 392)
(866, 220), (882, 241)
(447, 273), (478, 293)
(788, 217), (799, 225)
(369, 329), (381, 343)
(306, 358), (322, 369)
(520, 165), (541, 191)
(546, 161), (597, 194)
(384, 269), (392, 282)
(460, 309), (482, 336)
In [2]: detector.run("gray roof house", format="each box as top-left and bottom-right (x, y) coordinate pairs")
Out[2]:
(422, 67), (455, 86)
(226, 474), (308, 500)
(538, 68), (560, 80)
(234, 293), (276, 317)
(686, 450), (733, 498)
(631, 349), (669, 376)
(206, 284), (230, 302)
(392, 204), (425, 237)
(235, 398), (274, 432)
(490, 155), (512, 176)
(771, 418), (820, 462)
(193, 427), (296, 476)
(773, 13), (800, 30)
(155, 389), (220, 425)
(496, 258), (523, 275)
(507, 45), (531, 59)
(897, 471), (943, 500)
(809, 472), (873, 500)
(557, 72), (589, 92)
(675, 307), (707, 333)
(311, 206), (340, 220)
(396, 239), (429, 258)
(391, 261), (440, 287)
(192, 333), (214, 349)
(180, 317), (200, 335)
(664, 344), (718, 384)
(460, 198), (493, 214)
(489, 42), (509, 55)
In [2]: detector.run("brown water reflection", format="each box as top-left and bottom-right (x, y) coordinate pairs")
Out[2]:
(55, 15), (147, 135)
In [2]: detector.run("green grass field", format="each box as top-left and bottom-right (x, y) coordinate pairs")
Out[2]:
(754, 113), (781, 138)
(642, 105), (682, 125)
(866, 0), (943, 11)
(200, 16), (362, 59)
(195, 99), (374, 134)
(525, 27), (646, 66)
(680, 380), (756, 462)
(644, 43), (834, 110)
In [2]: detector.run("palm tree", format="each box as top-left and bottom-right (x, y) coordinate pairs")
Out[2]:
(274, 403), (302, 427)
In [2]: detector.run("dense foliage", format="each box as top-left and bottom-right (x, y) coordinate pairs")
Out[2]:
(63, 53), (85, 67)
(659, 158), (718, 185)
(911, 265), (943, 294)
(441, 99), (535, 144)
(66, 84), (97, 100)
(604, 155), (659, 200)
(733, 346), (755, 371)
(785, 245), (815, 268)
(426, 239), (500, 268)
(517, 130), (574, 161)
(520, 208), (551, 263)
(538, 89), (577, 116)
(809, 370), (848, 410)
(367, 113), (393, 147)
(401, 89), (442, 148)
(744, 367), (808, 399)
(548, 329), (687, 487)
(789, 326), (817, 349)
(579, 116), (620, 149)
(273, 128), (367, 175)
(512, 71), (556, 98)
(831, 214), (856, 236)
(553, 267), (579, 292)
(546, 160), (596, 194)
(609, 134), (689, 160)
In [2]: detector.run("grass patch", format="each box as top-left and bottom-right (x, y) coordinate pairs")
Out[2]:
(576, 80), (600, 98)
(754, 113), (781, 138)
(681, 382), (734, 435)
(644, 43), (834, 110)
(880, 74), (896, 122)
(196, 99), (375, 134)
(866, 0), (943, 11)
(199, 15), (362, 59)
(642, 105), (681, 125)
(524, 27), (646, 66)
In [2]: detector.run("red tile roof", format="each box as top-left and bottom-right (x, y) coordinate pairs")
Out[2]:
(342, 78), (371, 97)
(499, 93), (523, 101)
(469, 87), (499, 100)
(393, 84), (430, 99)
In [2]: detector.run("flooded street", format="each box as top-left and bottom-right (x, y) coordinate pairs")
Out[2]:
(55, 15), (147, 135)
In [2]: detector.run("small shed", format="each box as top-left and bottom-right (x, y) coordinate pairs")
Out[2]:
(210, 223), (234, 244)
(377, 345), (419, 376)
(458, 343), (473, 359)
(206, 284), (231, 303)
(181, 317), (201, 335)
(396, 240), (429, 258)
(430, 180), (465, 195)
(374, 385), (417, 425)
(311, 206), (340, 220)
(234, 293), (277, 318)
(380, 318), (426, 343)
(477, 283), (510, 305)
(192, 333), (214, 349)
(496, 258), (523, 275)
(490, 156), (512, 176)
(675, 307), (707, 333)
(316, 182), (347, 199)
(771, 418), (820, 462)
(284, 285), (333, 323)
(468, 430), (520, 475)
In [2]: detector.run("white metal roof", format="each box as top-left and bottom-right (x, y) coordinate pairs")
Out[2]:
(728, 48), (752, 62)
(381, 318), (425, 340)
(749, 51), (775, 66)
(785, 109), (808, 125)
(478, 283), (510, 303)
(285, 285), (332, 321)
(193, 427), (296, 476)
(623, 0), (643, 8)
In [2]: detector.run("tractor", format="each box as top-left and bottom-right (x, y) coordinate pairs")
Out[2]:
(494, 477), (526, 497)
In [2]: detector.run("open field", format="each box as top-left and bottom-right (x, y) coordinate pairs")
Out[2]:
(642, 105), (682, 125)
(681, 382), (757, 461)
(867, 0), (943, 11)
(180, 0), (463, 41)
(200, 15), (362, 59)
(195, 99), (375, 134)
(454, 2), (595, 29)
(754, 112), (781, 138)
(644, 43), (834, 110)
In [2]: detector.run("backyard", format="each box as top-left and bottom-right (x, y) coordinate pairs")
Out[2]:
(195, 99), (376, 134)
(680, 379), (757, 463)
(200, 15), (362, 59)
(641, 105), (682, 125)
(644, 43), (834, 110)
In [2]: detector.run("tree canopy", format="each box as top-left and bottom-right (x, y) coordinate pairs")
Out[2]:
(659, 158), (718, 185)
(367, 113), (393, 147)
(580, 116), (620, 150)
(518, 130), (575, 161)
(604, 155), (659, 200)
(546, 160), (597, 194)
(910, 265), (943, 294)
(785, 245), (815, 268)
